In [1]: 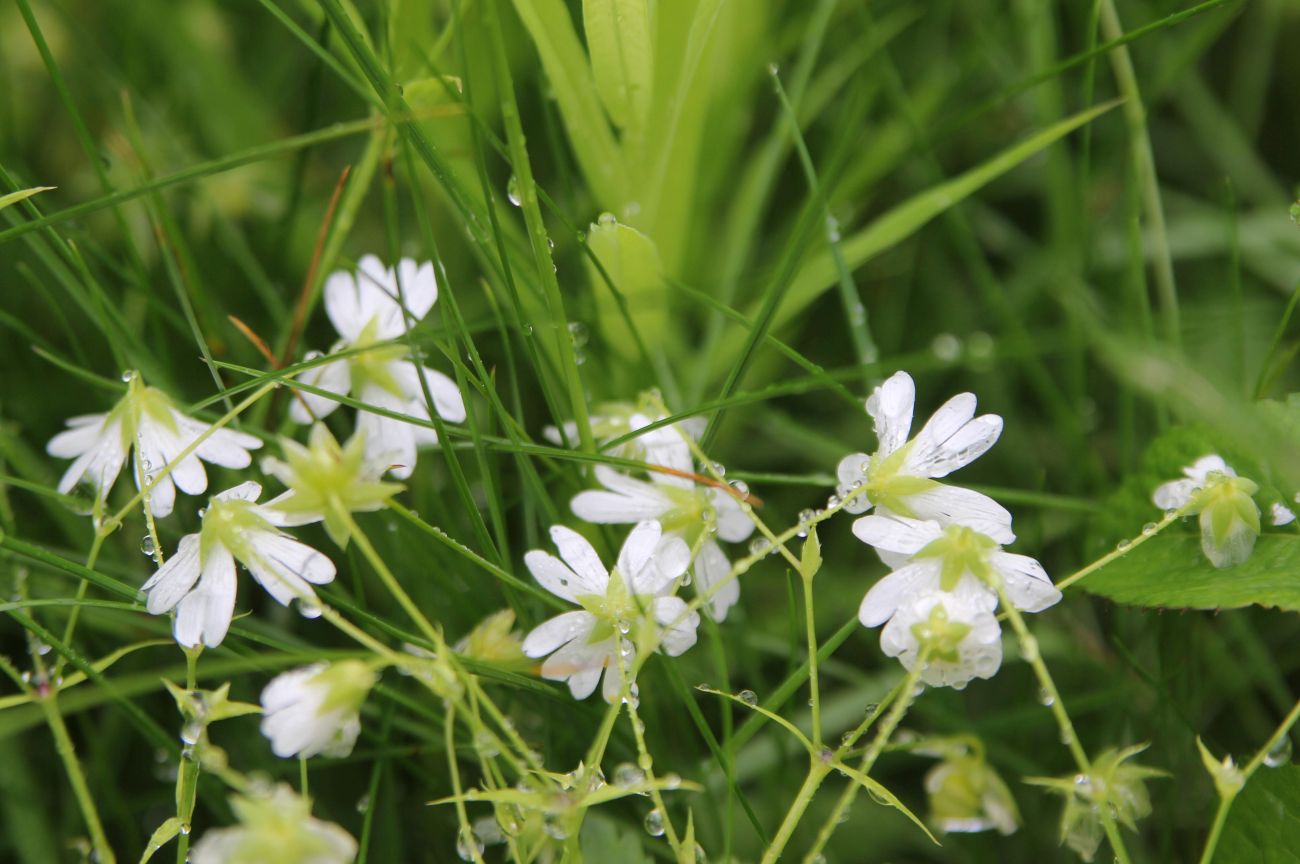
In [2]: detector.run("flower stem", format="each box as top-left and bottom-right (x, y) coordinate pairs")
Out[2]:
(999, 593), (1132, 864)
(339, 507), (440, 645)
(1198, 694), (1300, 864)
(1056, 508), (1180, 591)
(39, 694), (116, 864)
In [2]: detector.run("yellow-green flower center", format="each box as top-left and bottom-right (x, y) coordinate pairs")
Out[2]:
(915, 525), (998, 591)
(346, 318), (409, 398)
(861, 442), (940, 516)
(909, 603), (973, 664)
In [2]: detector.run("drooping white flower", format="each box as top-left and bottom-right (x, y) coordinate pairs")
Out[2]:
(289, 255), (466, 479)
(854, 513), (1061, 628)
(835, 371), (1012, 543)
(570, 452), (754, 620)
(189, 783), (356, 864)
(260, 660), (377, 759)
(520, 522), (698, 702)
(46, 372), (261, 518)
(1152, 454), (1261, 568)
(142, 481), (336, 648)
(880, 590), (1003, 689)
(924, 751), (1020, 835)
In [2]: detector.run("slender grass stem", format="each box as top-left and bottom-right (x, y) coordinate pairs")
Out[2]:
(340, 507), (440, 645)
(39, 695), (116, 864)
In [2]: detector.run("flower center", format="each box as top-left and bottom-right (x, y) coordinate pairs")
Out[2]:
(909, 603), (973, 664)
(915, 525), (998, 591)
(347, 318), (409, 398)
(861, 442), (940, 515)
(576, 571), (651, 645)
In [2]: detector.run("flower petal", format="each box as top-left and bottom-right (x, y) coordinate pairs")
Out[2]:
(324, 268), (364, 342)
(711, 489), (754, 543)
(548, 526), (609, 591)
(571, 468), (672, 524)
(142, 533), (202, 613)
(394, 258), (438, 322)
(47, 414), (109, 458)
(694, 538), (739, 621)
(243, 530), (335, 608)
(391, 362), (466, 424)
(521, 611), (594, 658)
(858, 560), (941, 628)
(902, 485), (1015, 545)
(289, 352), (352, 424)
(1153, 478), (1196, 511)
(215, 481), (263, 503)
(616, 521), (663, 587)
(653, 596), (700, 656)
(851, 512), (943, 556)
(174, 544), (237, 648)
(990, 552), (1062, 613)
(866, 371), (915, 456)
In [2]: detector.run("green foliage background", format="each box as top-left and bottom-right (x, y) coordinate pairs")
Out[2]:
(2, 0), (1300, 861)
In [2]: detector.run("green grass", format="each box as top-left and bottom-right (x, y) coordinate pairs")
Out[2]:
(2, 0), (1300, 862)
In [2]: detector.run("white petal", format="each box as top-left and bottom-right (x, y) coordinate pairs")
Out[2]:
(1200, 510), (1257, 568)
(391, 362), (466, 424)
(174, 414), (262, 469)
(653, 596), (699, 656)
(215, 481), (262, 503)
(56, 419), (127, 503)
(525, 552), (586, 604)
(243, 530), (335, 608)
(571, 489), (671, 524)
(289, 352), (352, 423)
(174, 544), (237, 648)
(548, 526), (609, 591)
(1153, 479), (1196, 511)
(837, 452), (871, 487)
(711, 490), (754, 543)
(142, 534), (202, 613)
(356, 255), (407, 339)
(1187, 454), (1231, 482)
(858, 560), (941, 628)
(260, 665), (320, 713)
(394, 258), (438, 322)
(903, 485), (1015, 544)
(694, 539), (739, 621)
(616, 521), (663, 587)
(357, 388), (418, 480)
(600, 660), (626, 703)
(913, 415), (1003, 479)
(1271, 503), (1296, 526)
(851, 512), (943, 556)
(539, 634), (612, 700)
(866, 371), (915, 456)
(324, 268), (364, 342)
(47, 415), (109, 458)
(990, 552), (1062, 613)
(144, 473), (177, 519)
(521, 611), (594, 658)
(629, 534), (690, 596)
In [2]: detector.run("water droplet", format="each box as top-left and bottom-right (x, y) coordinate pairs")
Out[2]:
(710, 462), (727, 478)
(197, 507), (207, 518)
(542, 812), (568, 840)
(737, 689), (758, 706)
(931, 333), (962, 362)
(180, 720), (202, 746)
(567, 321), (588, 348)
(1265, 735), (1293, 767)
(1019, 635), (1040, 662)
(597, 212), (617, 228)
(474, 730), (500, 758)
(506, 175), (522, 207)
(522, 323), (535, 336)
(841, 731), (855, 746)
(456, 827), (485, 861)
(1141, 522), (1157, 535)
(297, 596), (323, 619)
(810, 855), (827, 864)
(694, 843), (708, 863)
(729, 479), (749, 496)
(20, 671), (31, 684)
(120, 369), (137, 382)
(141, 535), (156, 556)
(643, 808), (665, 837)
(614, 762), (645, 787)
(1116, 538), (1132, 551)
(825, 215), (841, 243)
(826, 494), (841, 509)
(355, 794), (372, 812)
(178, 823), (191, 836)
(663, 773), (681, 789)
(140, 457), (152, 471)
(1038, 687), (1055, 707)
(766, 62), (780, 77)
(33, 641), (51, 657)
(748, 538), (770, 556)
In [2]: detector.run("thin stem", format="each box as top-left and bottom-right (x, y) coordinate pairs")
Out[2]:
(445, 703), (487, 864)
(802, 569), (822, 748)
(340, 507), (440, 645)
(39, 695), (116, 864)
(1056, 508), (1180, 592)
(1000, 594), (1132, 864)
(761, 763), (831, 864)
(615, 643), (686, 858)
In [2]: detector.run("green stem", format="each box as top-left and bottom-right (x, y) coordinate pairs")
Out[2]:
(340, 507), (440, 645)
(39, 695), (116, 864)
(1000, 594), (1132, 864)
(802, 569), (822, 749)
(1056, 508), (1180, 592)
(175, 646), (202, 864)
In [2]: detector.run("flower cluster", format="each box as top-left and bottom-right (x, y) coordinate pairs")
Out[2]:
(845, 372), (1061, 689)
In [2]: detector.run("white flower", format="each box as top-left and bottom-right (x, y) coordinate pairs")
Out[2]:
(854, 513), (1061, 628)
(46, 372), (261, 518)
(520, 522), (698, 702)
(289, 255), (466, 479)
(880, 591), (1003, 689)
(189, 783), (356, 864)
(544, 402), (704, 463)
(570, 453), (754, 620)
(1271, 502), (1296, 527)
(260, 660), (377, 759)
(142, 481), (336, 648)
(835, 371), (1012, 543)
(1152, 454), (1261, 568)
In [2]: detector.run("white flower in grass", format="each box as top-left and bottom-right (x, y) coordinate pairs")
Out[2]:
(570, 447), (754, 620)
(544, 401), (704, 463)
(46, 372), (261, 518)
(260, 660), (377, 759)
(835, 371), (1012, 544)
(521, 521), (698, 702)
(142, 481), (335, 648)
(190, 783), (356, 864)
(880, 591), (1003, 689)
(289, 255), (466, 479)
(854, 513), (1061, 628)
(1152, 454), (1262, 568)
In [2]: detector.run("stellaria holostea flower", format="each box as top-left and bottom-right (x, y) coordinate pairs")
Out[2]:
(47, 372), (261, 518)
(142, 481), (335, 648)
(260, 423), (404, 548)
(880, 590), (1003, 689)
(290, 255), (465, 479)
(543, 399), (704, 464)
(570, 448), (754, 620)
(1152, 454), (1262, 568)
(260, 660), (377, 759)
(189, 783), (356, 864)
(835, 371), (1012, 544)
(924, 750), (1020, 835)
(521, 522), (698, 701)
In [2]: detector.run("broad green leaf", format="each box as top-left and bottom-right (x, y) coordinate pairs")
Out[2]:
(583, 0), (653, 134)
(0, 186), (54, 212)
(717, 101), (1119, 369)
(1079, 533), (1300, 611)
(509, 0), (626, 205)
(1217, 765), (1300, 864)
(585, 215), (665, 358)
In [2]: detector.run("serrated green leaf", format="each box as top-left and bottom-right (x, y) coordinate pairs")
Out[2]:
(1217, 765), (1300, 864)
(585, 215), (665, 357)
(0, 186), (54, 212)
(1079, 533), (1300, 611)
(583, 0), (653, 134)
